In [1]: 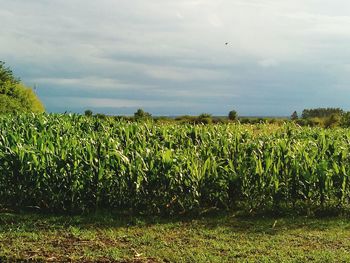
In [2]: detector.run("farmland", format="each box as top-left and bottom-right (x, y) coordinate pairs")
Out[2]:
(1, 113), (350, 215)
(2, 113), (350, 262)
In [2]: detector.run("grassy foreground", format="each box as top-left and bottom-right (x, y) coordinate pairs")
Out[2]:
(1, 212), (350, 262)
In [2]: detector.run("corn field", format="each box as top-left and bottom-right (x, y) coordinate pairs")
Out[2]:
(1, 114), (350, 214)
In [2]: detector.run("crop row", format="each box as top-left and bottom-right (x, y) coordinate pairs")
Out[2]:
(1, 114), (350, 214)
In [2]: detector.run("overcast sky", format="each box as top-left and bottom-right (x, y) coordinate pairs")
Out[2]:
(1, 0), (350, 116)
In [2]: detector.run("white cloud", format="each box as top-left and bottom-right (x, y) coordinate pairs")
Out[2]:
(208, 14), (223, 27)
(144, 66), (228, 81)
(258, 59), (279, 68)
(1, 0), (350, 115)
(30, 77), (155, 91)
(42, 96), (203, 109)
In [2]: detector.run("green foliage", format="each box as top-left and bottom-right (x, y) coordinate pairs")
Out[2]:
(0, 62), (45, 114)
(1, 116), (350, 214)
(212, 117), (229, 124)
(291, 111), (298, 120)
(198, 113), (212, 119)
(175, 115), (197, 124)
(95, 113), (107, 119)
(309, 117), (323, 126)
(175, 115), (227, 125)
(84, 109), (93, 117)
(197, 113), (212, 124)
(228, 110), (238, 121)
(295, 118), (308, 126)
(296, 113), (343, 128)
(341, 112), (350, 128)
(324, 114), (342, 128)
(302, 108), (343, 119)
(239, 117), (269, 125)
(0, 82), (44, 114)
(154, 116), (176, 124)
(0, 94), (22, 113)
(134, 108), (152, 120)
(0, 61), (19, 86)
(298, 107), (345, 128)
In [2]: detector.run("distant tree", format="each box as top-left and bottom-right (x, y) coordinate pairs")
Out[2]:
(0, 61), (19, 86)
(84, 109), (93, 117)
(228, 110), (238, 121)
(341, 112), (350, 127)
(134, 108), (152, 120)
(324, 113), (342, 128)
(175, 115), (197, 124)
(302, 108), (343, 119)
(95, 113), (107, 119)
(291, 111), (298, 121)
(198, 113), (212, 119)
(197, 113), (212, 124)
(0, 61), (44, 114)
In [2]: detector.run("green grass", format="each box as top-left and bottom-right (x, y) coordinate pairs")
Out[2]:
(1, 212), (350, 262)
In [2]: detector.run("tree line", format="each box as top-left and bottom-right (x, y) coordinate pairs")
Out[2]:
(2, 60), (350, 128)
(291, 108), (350, 128)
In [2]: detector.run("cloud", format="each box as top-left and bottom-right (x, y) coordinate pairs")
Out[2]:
(258, 59), (279, 68)
(1, 0), (350, 115)
(144, 66), (228, 81)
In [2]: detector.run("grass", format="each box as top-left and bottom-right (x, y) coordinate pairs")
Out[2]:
(1, 211), (350, 262)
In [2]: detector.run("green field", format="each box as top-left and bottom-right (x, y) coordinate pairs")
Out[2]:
(1, 114), (350, 214)
(2, 114), (350, 262)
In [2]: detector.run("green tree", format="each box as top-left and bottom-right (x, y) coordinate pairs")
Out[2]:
(84, 109), (93, 117)
(197, 113), (212, 124)
(302, 108), (343, 119)
(0, 62), (44, 114)
(341, 112), (350, 127)
(291, 111), (298, 121)
(134, 108), (152, 120)
(228, 110), (238, 121)
(324, 113), (342, 128)
(0, 61), (19, 86)
(0, 95), (22, 114)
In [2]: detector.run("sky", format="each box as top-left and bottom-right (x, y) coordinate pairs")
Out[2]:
(1, 0), (350, 116)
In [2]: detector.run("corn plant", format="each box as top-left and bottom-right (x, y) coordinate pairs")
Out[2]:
(1, 114), (350, 214)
